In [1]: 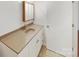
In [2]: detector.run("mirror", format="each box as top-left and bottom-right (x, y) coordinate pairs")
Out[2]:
(22, 1), (34, 22)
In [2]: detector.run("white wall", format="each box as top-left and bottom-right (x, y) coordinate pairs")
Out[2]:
(34, 1), (48, 25)
(0, 1), (24, 37)
(34, 1), (73, 56)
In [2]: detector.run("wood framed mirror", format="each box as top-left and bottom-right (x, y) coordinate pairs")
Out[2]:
(22, 1), (35, 22)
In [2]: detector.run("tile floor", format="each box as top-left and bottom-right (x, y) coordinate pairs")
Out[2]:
(38, 45), (65, 57)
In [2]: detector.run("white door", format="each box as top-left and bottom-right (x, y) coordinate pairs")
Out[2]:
(45, 1), (72, 56)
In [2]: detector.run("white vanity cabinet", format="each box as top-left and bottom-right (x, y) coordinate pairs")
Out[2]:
(17, 28), (43, 57)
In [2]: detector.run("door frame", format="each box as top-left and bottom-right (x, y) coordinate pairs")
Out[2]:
(72, 1), (78, 57)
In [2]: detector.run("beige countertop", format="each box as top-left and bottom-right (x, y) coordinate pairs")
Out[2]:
(0, 24), (43, 54)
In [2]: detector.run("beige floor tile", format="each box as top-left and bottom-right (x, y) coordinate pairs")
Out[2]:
(38, 45), (65, 57)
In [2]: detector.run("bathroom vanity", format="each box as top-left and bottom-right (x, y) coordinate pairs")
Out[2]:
(0, 24), (44, 57)
(0, 1), (44, 57)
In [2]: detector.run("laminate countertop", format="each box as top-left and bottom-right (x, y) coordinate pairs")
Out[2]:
(0, 24), (43, 54)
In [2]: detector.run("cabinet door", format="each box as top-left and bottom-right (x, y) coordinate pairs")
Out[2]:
(17, 35), (37, 57)
(34, 30), (43, 56)
(17, 35), (38, 57)
(17, 44), (29, 57)
(34, 37), (42, 56)
(26, 29), (43, 57)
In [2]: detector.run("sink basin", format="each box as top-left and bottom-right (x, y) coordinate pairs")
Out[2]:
(24, 28), (35, 33)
